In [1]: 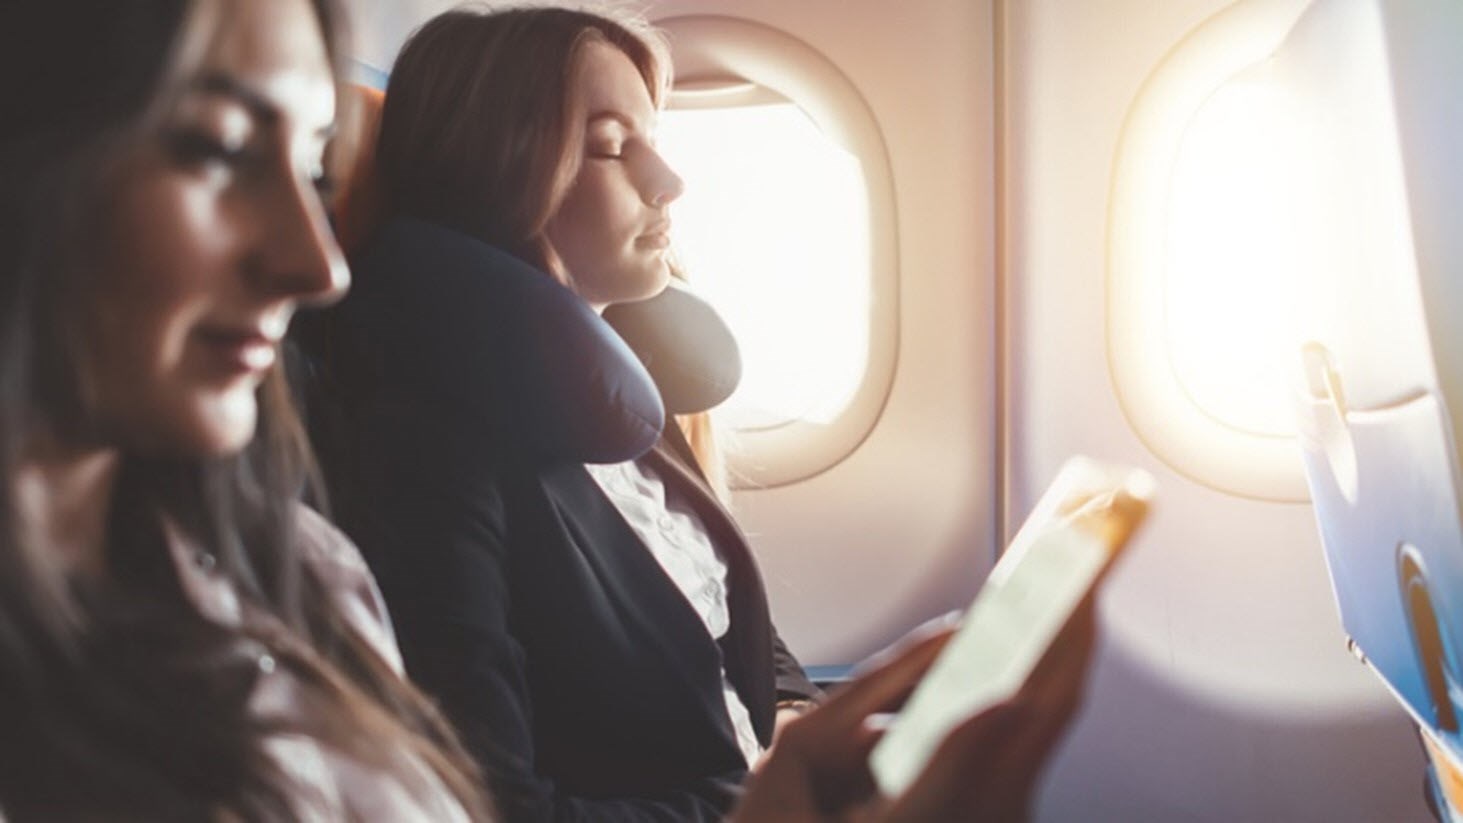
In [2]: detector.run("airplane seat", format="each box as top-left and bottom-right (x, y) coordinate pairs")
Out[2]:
(330, 84), (388, 256)
(1283, 1), (1463, 819)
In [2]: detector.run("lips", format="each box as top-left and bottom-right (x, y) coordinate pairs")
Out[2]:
(637, 232), (671, 250)
(637, 220), (672, 250)
(195, 326), (278, 375)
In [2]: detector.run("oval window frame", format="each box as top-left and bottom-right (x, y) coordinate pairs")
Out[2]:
(656, 15), (899, 488)
(1107, 0), (1314, 502)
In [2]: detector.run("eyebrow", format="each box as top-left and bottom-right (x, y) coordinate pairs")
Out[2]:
(192, 72), (336, 139)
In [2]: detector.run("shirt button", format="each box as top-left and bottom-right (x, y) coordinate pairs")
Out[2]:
(195, 552), (217, 573)
(257, 653), (276, 675)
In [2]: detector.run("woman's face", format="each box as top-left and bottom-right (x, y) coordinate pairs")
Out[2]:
(545, 41), (684, 311)
(83, 0), (347, 457)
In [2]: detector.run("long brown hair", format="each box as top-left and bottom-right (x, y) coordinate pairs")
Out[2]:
(0, 2), (489, 818)
(375, 5), (669, 281)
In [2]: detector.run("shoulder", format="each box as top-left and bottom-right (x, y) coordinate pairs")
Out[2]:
(295, 503), (372, 580)
(294, 504), (405, 673)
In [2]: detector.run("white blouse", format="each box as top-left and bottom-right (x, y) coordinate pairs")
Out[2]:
(585, 459), (765, 767)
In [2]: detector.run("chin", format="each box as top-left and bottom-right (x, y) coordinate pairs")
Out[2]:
(179, 392), (260, 458)
(201, 426), (257, 458)
(637, 264), (673, 301)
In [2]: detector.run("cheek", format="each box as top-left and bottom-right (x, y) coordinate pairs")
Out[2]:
(85, 299), (261, 457)
(92, 184), (213, 376)
(552, 170), (638, 257)
(86, 289), (197, 413)
(82, 173), (248, 454)
(551, 193), (602, 262)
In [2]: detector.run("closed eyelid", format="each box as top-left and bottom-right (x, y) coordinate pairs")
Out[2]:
(586, 123), (624, 141)
(585, 129), (628, 157)
(587, 109), (657, 139)
(586, 126), (627, 147)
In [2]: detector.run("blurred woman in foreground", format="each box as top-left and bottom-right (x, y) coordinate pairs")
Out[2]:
(0, 1), (489, 817)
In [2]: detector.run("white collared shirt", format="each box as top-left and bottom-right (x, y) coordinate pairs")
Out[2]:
(585, 459), (764, 767)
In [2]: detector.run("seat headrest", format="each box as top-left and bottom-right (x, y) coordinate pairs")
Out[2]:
(602, 283), (742, 415)
(331, 85), (387, 255)
(339, 216), (665, 463)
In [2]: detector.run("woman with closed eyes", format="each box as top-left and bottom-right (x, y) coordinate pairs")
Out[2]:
(314, 7), (821, 820)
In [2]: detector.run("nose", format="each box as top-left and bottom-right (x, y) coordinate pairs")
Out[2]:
(255, 170), (350, 307)
(641, 147), (685, 208)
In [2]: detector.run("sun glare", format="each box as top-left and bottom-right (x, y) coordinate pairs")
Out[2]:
(658, 102), (871, 430)
(1164, 67), (1304, 438)
(1163, 24), (1422, 441)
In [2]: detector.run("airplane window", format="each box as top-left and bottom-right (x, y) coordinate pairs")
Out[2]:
(1110, 0), (1429, 503)
(1108, 0), (1314, 501)
(659, 96), (870, 431)
(655, 15), (898, 488)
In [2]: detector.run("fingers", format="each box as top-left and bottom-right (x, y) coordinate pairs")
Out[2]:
(743, 603), (1101, 823)
(849, 612), (962, 678)
(729, 748), (820, 823)
(881, 702), (1030, 821)
(742, 625), (957, 818)
(881, 694), (1081, 822)
(813, 625), (957, 733)
(880, 597), (1103, 822)
(1022, 592), (1099, 716)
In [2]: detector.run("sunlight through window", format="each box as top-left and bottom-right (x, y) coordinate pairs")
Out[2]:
(1111, 0), (1426, 500)
(658, 100), (871, 431)
(1164, 68), (1304, 438)
(1164, 35), (1421, 442)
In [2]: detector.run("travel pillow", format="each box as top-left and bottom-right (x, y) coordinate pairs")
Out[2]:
(602, 281), (742, 416)
(340, 216), (665, 464)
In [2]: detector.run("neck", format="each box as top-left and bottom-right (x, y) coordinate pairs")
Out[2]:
(16, 430), (122, 579)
